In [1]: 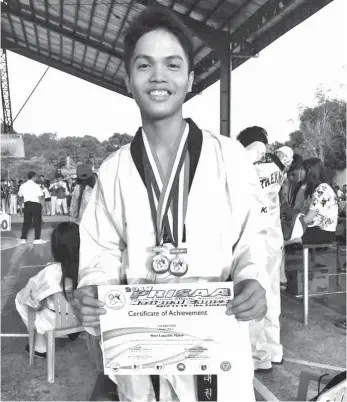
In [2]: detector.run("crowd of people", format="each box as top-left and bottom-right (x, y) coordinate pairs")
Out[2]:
(0, 168), (98, 218)
(10, 7), (346, 402)
(0, 164), (97, 244)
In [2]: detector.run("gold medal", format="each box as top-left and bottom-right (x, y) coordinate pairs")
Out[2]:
(169, 255), (188, 277)
(152, 254), (170, 274)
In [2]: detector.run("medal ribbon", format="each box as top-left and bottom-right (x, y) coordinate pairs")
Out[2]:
(142, 125), (190, 247)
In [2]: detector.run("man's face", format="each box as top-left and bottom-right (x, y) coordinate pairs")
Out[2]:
(125, 29), (194, 122)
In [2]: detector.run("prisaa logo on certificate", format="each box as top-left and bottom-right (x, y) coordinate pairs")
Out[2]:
(98, 282), (243, 376)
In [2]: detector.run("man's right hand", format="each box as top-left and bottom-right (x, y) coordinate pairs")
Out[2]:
(71, 286), (106, 328)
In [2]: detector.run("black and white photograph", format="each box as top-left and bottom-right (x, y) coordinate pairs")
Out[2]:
(0, 0), (346, 400)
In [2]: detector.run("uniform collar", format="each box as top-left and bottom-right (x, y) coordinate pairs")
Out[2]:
(130, 118), (203, 192)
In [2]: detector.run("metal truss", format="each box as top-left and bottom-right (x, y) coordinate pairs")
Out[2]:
(0, 48), (13, 133)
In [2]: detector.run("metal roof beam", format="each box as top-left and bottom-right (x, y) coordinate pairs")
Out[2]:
(189, 0), (333, 98)
(70, 0), (81, 65)
(81, 0), (97, 68)
(60, 0), (64, 60)
(44, 0), (52, 59)
(193, 0), (296, 60)
(90, 0), (115, 75)
(135, 1), (230, 52)
(102, 0), (137, 79)
(192, 0), (298, 79)
(28, 0), (41, 54)
(201, 0), (228, 24)
(7, 14), (18, 46)
(249, 0), (334, 58)
(3, 40), (131, 99)
(2, 4), (124, 61)
(185, 0), (203, 16)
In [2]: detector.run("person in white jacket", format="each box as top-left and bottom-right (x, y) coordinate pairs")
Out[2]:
(71, 7), (269, 402)
(15, 222), (80, 357)
(237, 126), (293, 373)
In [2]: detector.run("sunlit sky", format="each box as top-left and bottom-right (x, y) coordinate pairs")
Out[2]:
(5, 0), (347, 144)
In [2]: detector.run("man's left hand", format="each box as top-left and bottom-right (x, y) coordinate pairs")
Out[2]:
(225, 279), (267, 321)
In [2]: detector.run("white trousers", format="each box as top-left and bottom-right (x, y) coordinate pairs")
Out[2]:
(51, 196), (57, 215)
(10, 194), (17, 214)
(250, 250), (284, 369)
(56, 198), (68, 214)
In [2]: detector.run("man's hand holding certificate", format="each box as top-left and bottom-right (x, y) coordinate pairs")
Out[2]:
(98, 282), (249, 376)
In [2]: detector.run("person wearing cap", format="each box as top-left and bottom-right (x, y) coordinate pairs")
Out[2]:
(237, 127), (294, 373)
(70, 164), (96, 224)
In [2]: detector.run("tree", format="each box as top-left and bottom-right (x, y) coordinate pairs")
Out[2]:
(1, 130), (134, 179)
(271, 90), (346, 170)
(297, 90), (346, 168)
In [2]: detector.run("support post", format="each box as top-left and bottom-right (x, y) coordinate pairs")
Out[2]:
(219, 47), (232, 137)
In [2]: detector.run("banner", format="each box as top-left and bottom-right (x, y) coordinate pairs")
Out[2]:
(1, 134), (25, 159)
(0, 212), (11, 231)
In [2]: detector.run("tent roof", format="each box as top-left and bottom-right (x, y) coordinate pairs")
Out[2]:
(1, 0), (333, 99)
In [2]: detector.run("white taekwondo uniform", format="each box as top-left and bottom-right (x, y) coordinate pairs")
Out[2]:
(246, 144), (293, 369)
(15, 263), (76, 334)
(78, 119), (269, 402)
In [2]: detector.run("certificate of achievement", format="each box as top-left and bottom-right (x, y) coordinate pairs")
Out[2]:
(98, 282), (242, 376)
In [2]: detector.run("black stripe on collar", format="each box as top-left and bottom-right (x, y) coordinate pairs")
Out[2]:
(130, 118), (203, 191)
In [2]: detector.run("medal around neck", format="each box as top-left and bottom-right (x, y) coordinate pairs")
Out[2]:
(152, 253), (170, 274)
(169, 254), (188, 277)
(142, 126), (190, 278)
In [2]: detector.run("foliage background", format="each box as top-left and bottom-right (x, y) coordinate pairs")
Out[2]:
(1, 131), (133, 179)
(1, 89), (346, 181)
(271, 90), (346, 172)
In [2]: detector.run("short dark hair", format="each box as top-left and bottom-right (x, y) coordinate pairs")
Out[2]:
(27, 171), (36, 180)
(237, 126), (268, 147)
(123, 7), (194, 76)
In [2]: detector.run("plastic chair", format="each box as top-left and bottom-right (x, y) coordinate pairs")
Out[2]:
(296, 368), (346, 401)
(28, 291), (100, 383)
(316, 379), (346, 401)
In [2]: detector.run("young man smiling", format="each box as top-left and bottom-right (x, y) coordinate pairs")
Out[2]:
(72, 7), (268, 401)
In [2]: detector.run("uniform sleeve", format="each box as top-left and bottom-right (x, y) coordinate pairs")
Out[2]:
(18, 185), (23, 198)
(222, 139), (269, 293)
(78, 158), (127, 288)
(16, 264), (62, 308)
